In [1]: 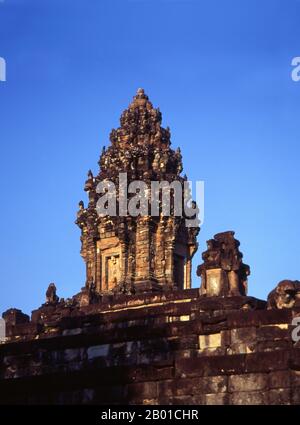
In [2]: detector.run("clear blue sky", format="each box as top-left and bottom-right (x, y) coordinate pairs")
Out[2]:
(0, 0), (299, 315)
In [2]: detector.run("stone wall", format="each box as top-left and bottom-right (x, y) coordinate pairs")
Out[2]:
(1, 289), (300, 405)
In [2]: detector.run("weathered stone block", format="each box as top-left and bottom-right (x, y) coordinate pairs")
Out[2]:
(168, 335), (198, 351)
(199, 333), (221, 349)
(269, 370), (291, 389)
(230, 391), (268, 405)
(257, 324), (290, 341)
(256, 340), (292, 352)
(198, 347), (226, 357)
(228, 309), (291, 329)
(245, 350), (290, 373)
(289, 348), (300, 369)
(169, 395), (194, 405)
(176, 375), (227, 396)
(290, 369), (300, 384)
(127, 382), (158, 401)
(62, 328), (82, 336)
(176, 354), (246, 378)
(201, 376), (228, 393)
(229, 373), (268, 392)
(228, 343), (256, 355)
(291, 386), (300, 404)
(158, 379), (176, 397)
(221, 330), (231, 348)
(268, 388), (291, 405)
(64, 348), (84, 362)
(229, 327), (257, 354)
(231, 327), (257, 344)
(174, 349), (195, 359)
(204, 393), (229, 405)
(176, 377), (198, 396)
(130, 366), (174, 383)
(87, 344), (109, 360)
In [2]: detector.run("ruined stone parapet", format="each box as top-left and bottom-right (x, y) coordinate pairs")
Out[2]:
(1, 289), (300, 405)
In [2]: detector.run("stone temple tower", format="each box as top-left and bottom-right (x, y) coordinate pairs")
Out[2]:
(76, 89), (199, 295)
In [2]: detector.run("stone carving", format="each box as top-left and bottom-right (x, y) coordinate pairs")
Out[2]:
(45, 283), (59, 305)
(197, 231), (250, 297)
(76, 89), (199, 295)
(267, 280), (300, 309)
(78, 281), (99, 307)
(112, 280), (136, 295)
(106, 255), (120, 290)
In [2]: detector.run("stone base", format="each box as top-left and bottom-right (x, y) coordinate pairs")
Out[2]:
(133, 279), (163, 293)
(3, 291), (298, 405)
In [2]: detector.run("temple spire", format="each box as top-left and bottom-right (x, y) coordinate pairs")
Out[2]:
(76, 90), (199, 297)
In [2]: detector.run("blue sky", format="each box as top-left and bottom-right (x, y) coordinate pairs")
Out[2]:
(0, 0), (299, 315)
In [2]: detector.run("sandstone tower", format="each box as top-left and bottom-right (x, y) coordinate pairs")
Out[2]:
(76, 89), (199, 295)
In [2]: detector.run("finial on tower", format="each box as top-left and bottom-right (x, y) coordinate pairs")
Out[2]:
(129, 88), (151, 109)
